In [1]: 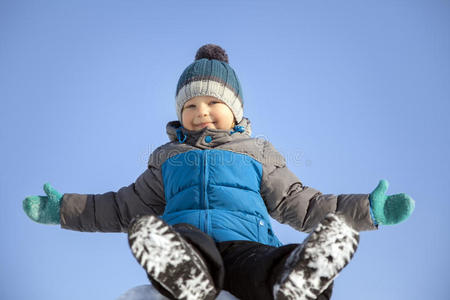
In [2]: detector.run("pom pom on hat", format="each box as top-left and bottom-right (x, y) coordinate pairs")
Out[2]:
(195, 44), (229, 63)
(175, 44), (244, 124)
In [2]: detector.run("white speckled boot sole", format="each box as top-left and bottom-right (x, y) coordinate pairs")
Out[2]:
(128, 215), (217, 300)
(273, 213), (359, 300)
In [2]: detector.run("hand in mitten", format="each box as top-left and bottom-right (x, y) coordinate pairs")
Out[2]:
(369, 179), (415, 225)
(23, 183), (63, 225)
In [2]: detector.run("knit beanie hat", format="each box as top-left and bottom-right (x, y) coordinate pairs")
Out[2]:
(175, 44), (244, 123)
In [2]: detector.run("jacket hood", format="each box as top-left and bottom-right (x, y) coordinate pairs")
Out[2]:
(166, 117), (252, 147)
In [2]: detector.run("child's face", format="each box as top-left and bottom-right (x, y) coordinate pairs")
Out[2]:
(181, 96), (235, 131)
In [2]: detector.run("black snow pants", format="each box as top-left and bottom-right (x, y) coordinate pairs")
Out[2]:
(151, 223), (334, 300)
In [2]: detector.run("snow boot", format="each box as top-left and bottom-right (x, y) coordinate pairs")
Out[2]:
(273, 213), (360, 300)
(128, 215), (218, 300)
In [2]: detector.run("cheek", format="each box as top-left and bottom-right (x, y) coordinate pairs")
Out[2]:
(181, 109), (190, 120)
(224, 110), (235, 124)
(216, 108), (235, 128)
(181, 111), (189, 126)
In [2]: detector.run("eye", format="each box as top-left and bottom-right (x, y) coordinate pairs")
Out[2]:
(209, 100), (221, 105)
(184, 104), (195, 109)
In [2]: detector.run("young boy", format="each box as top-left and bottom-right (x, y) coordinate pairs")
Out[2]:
(23, 44), (415, 300)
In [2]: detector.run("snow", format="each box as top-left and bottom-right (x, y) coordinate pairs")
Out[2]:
(116, 285), (239, 300)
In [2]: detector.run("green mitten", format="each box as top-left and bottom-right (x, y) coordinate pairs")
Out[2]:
(369, 179), (415, 225)
(23, 183), (63, 225)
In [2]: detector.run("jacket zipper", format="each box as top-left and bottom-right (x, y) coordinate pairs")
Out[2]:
(202, 150), (209, 234)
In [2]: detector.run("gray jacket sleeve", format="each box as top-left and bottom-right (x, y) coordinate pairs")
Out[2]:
(60, 166), (166, 232)
(260, 141), (377, 232)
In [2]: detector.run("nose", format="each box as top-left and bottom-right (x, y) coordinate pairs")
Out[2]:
(196, 102), (209, 116)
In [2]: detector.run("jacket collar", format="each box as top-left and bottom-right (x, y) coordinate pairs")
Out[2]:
(166, 118), (252, 148)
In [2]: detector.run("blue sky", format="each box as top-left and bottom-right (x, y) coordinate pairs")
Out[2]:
(1, 0), (449, 299)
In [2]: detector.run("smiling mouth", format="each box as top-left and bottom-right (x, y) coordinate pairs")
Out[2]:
(196, 122), (215, 128)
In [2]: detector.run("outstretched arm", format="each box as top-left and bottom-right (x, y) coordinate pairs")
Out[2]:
(261, 164), (376, 232)
(23, 166), (166, 232)
(260, 141), (377, 232)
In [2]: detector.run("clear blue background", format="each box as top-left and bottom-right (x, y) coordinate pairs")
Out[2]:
(1, 0), (449, 299)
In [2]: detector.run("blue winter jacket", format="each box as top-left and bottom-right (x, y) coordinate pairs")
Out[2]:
(60, 118), (377, 245)
(161, 147), (281, 246)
